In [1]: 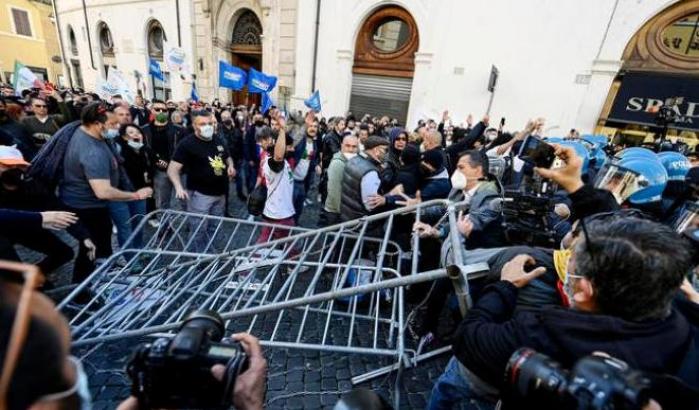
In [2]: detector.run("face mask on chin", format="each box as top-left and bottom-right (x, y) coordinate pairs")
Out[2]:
(344, 152), (357, 160)
(127, 140), (144, 151)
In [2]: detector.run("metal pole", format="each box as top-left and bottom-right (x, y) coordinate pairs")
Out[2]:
(70, 264), (489, 347)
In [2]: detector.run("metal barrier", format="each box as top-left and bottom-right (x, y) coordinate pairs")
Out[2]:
(59, 199), (489, 407)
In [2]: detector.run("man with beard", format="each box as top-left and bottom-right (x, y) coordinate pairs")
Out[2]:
(142, 99), (184, 210)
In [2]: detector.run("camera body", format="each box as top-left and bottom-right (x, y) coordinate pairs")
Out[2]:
(505, 348), (651, 410)
(127, 310), (248, 409)
(501, 175), (558, 247)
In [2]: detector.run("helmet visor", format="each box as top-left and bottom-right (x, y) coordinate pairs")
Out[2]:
(593, 163), (646, 204)
(674, 201), (699, 233)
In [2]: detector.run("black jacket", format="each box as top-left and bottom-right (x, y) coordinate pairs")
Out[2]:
(116, 138), (155, 189)
(141, 122), (184, 165)
(446, 121), (487, 173)
(453, 281), (696, 390)
(0, 178), (90, 241)
(568, 184), (620, 221)
(321, 130), (342, 170)
(129, 106), (151, 127)
(219, 125), (244, 162)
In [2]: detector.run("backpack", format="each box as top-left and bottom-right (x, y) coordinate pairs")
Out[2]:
(27, 120), (81, 189)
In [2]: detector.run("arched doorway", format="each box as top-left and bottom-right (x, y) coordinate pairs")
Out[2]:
(597, 1), (699, 149)
(349, 6), (419, 125)
(97, 22), (116, 78)
(230, 10), (262, 106)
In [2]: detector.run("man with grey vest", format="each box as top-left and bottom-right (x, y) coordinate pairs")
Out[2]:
(340, 136), (390, 223)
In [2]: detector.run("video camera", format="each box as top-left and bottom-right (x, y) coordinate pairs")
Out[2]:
(127, 310), (248, 409)
(501, 136), (559, 247)
(503, 348), (652, 410)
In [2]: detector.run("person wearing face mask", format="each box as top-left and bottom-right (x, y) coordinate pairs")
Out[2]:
(429, 217), (699, 410)
(341, 136), (390, 223)
(321, 134), (359, 226)
(0, 146), (96, 288)
(59, 103), (152, 291)
(168, 110), (235, 223)
(218, 110), (246, 202)
(142, 99), (184, 211)
(107, 124), (155, 248)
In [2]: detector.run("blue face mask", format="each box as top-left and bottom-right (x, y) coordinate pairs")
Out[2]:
(102, 128), (119, 139)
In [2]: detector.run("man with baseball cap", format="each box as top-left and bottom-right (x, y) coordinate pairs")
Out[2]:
(0, 145), (95, 288)
(340, 135), (390, 222)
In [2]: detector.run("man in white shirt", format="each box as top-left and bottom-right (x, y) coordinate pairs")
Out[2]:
(257, 110), (297, 244)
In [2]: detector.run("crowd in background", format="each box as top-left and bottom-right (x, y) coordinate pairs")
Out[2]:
(1, 81), (699, 410)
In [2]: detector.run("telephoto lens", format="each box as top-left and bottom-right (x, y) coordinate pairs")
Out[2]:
(504, 348), (570, 408)
(127, 309), (248, 409)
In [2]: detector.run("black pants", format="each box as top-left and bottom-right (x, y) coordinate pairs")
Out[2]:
(0, 229), (74, 277)
(69, 206), (113, 284)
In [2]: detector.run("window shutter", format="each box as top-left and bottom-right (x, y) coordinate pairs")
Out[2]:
(12, 9), (32, 37)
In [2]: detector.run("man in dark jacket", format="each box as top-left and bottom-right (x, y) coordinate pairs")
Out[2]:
(0, 97), (36, 160)
(429, 216), (697, 410)
(0, 145), (95, 287)
(243, 113), (268, 194)
(129, 95), (151, 126)
(141, 99), (184, 210)
(340, 136), (389, 223)
(219, 110), (246, 201)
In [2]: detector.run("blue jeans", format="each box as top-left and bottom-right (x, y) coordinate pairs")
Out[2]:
(292, 180), (306, 224)
(108, 200), (147, 249)
(428, 358), (498, 410)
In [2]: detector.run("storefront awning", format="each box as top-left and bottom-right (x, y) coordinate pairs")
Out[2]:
(608, 71), (699, 131)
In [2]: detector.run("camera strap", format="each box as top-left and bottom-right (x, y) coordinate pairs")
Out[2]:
(221, 354), (245, 402)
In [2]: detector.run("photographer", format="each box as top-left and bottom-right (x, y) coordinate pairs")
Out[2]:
(0, 267), (268, 410)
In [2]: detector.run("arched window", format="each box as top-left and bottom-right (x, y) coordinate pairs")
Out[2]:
(148, 21), (165, 59)
(350, 6), (419, 125)
(68, 25), (77, 56)
(231, 10), (262, 46)
(98, 23), (114, 56)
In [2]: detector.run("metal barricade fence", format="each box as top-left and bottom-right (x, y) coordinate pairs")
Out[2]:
(58, 199), (490, 407)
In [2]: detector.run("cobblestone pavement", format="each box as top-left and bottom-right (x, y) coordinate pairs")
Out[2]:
(21, 185), (451, 409)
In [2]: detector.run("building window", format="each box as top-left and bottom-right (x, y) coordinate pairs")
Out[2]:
(661, 12), (699, 58)
(153, 71), (171, 100)
(11, 8), (32, 37)
(99, 23), (114, 56)
(372, 18), (410, 53)
(148, 21), (165, 59)
(68, 26), (78, 56)
(232, 10), (262, 46)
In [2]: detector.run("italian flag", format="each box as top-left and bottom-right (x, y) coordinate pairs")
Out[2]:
(12, 61), (44, 96)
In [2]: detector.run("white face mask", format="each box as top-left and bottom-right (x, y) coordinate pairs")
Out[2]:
(344, 152), (357, 160)
(199, 125), (214, 140)
(450, 170), (467, 190)
(127, 140), (144, 150)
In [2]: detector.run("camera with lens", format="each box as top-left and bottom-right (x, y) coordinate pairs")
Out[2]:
(501, 174), (559, 247)
(503, 348), (652, 410)
(127, 310), (248, 409)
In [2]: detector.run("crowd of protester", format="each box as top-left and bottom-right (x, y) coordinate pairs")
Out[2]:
(1, 81), (699, 410)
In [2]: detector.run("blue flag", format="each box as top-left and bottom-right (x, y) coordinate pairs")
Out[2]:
(304, 90), (322, 112)
(148, 58), (164, 81)
(218, 60), (247, 90)
(191, 81), (200, 102)
(247, 67), (277, 94)
(261, 92), (274, 114)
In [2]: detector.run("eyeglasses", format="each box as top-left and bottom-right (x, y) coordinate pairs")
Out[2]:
(0, 261), (43, 408)
(33, 105), (47, 109)
(153, 108), (167, 113)
(395, 137), (407, 141)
